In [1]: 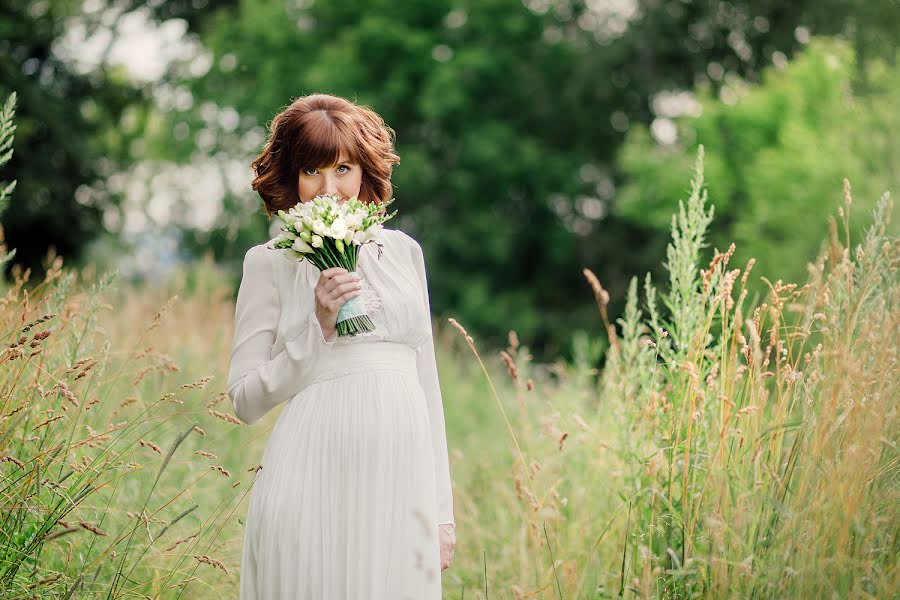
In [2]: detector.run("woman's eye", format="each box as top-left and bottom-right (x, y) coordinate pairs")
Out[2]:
(337, 164), (350, 173)
(303, 168), (318, 176)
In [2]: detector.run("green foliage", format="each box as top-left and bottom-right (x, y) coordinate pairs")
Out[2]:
(6, 0), (900, 358)
(0, 260), (249, 597)
(0, 130), (895, 595)
(441, 152), (897, 596)
(596, 148), (899, 596)
(0, 92), (17, 269)
(170, 0), (598, 355)
(0, 102), (241, 594)
(616, 38), (900, 291)
(0, 2), (145, 279)
(0, 92), (16, 215)
(166, 0), (900, 359)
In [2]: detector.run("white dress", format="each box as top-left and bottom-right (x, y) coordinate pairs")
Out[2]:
(227, 228), (455, 600)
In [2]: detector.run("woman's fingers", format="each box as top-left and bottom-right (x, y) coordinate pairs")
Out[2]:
(315, 269), (361, 299)
(332, 280), (363, 298)
(330, 288), (362, 311)
(316, 267), (347, 289)
(318, 266), (347, 280)
(439, 524), (455, 571)
(318, 269), (362, 297)
(319, 282), (362, 310)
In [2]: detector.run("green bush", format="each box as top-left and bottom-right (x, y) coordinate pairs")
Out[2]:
(616, 37), (900, 294)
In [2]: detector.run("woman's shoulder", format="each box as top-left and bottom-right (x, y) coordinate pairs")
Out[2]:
(384, 227), (422, 254)
(241, 242), (270, 265)
(242, 240), (300, 282)
(242, 239), (280, 268)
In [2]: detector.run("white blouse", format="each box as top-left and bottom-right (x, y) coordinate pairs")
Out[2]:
(226, 228), (455, 526)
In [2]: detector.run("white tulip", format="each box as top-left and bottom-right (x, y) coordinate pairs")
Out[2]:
(292, 238), (314, 253)
(346, 212), (363, 229)
(312, 219), (327, 235)
(311, 234), (323, 248)
(329, 216), (348, 239)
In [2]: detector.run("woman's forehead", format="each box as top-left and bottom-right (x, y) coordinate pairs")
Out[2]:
(301, 142), (358, 165)
(316, 154), (357, 167)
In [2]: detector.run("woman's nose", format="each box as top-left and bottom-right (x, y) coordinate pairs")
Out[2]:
(320, 173), (338, 196)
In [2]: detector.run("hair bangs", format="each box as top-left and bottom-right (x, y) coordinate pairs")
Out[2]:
(251, 94), (400, 215)
(291, 112), (361, 172)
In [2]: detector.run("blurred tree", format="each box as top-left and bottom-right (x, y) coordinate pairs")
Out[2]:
(157, 0), (613, 356)
(4, 0), (898, 358)
(0, 1), (137, 277)
(159, 0), (899, 358)
(0, 0), (237, 280)
(615, 37), (899, 291)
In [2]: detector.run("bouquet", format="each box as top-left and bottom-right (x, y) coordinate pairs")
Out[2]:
(269, 194), (397, 337)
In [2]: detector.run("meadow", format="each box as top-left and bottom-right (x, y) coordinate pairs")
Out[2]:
(0, 149), (896, 598)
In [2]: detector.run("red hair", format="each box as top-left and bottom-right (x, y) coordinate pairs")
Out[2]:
(250, 94), (400, 216)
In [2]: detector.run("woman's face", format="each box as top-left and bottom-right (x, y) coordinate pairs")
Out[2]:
(296, 155), (363, 203)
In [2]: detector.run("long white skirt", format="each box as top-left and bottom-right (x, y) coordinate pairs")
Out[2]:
(239, 341), (442, 599)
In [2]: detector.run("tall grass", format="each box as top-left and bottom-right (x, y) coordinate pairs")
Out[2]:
(444, 147), (897, 598)
(0, 93), (253, 597)
(1, 87), (895, 599)
(0, 247), (260, 597)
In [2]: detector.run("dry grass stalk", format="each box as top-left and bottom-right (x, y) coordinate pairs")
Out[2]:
(208, 409), (241, 425)
(193, 554), (229, 574)
(138, 439), (163, 455)
(79, 521), (108, 536)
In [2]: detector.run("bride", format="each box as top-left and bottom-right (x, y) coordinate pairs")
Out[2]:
(227, 93), (456, 599)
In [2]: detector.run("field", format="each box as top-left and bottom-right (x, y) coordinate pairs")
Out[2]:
(1, 154), (897, 598)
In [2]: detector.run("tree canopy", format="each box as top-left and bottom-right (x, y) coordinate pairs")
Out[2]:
(2, 0), (897, 357)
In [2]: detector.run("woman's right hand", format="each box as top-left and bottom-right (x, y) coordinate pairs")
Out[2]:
(314, 267), (363, 341)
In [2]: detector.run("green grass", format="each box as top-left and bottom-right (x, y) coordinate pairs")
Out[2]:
(444, 150), (898, 599)
(0, 146), (896, 598)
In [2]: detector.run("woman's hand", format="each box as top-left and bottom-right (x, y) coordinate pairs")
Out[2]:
(314, 267), (362, 341)
(439, 523), (456, 571)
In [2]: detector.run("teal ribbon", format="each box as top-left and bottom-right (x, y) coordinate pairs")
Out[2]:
(336, 271), (368, 324)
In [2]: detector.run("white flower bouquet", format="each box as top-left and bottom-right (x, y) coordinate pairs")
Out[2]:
(269, 194), (397, 337)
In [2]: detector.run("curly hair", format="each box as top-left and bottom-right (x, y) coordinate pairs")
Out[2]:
(250, 94), (401, 216)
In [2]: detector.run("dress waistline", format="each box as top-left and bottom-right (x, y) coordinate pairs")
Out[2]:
(308, 340), (419, 386)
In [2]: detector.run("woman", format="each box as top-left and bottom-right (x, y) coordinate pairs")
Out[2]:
(227, 93), (456, 599)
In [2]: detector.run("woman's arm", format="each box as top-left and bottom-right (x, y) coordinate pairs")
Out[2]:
(407, 235), (456, 527)
(227, 245), (337, 425)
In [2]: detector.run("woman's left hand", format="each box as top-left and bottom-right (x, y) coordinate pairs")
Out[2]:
(439, 523), (456, 571)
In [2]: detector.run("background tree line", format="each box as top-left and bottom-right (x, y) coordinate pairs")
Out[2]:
(1, 0), (897, 359)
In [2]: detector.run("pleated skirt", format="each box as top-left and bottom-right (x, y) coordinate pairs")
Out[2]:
(238, 341), (442, 600)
